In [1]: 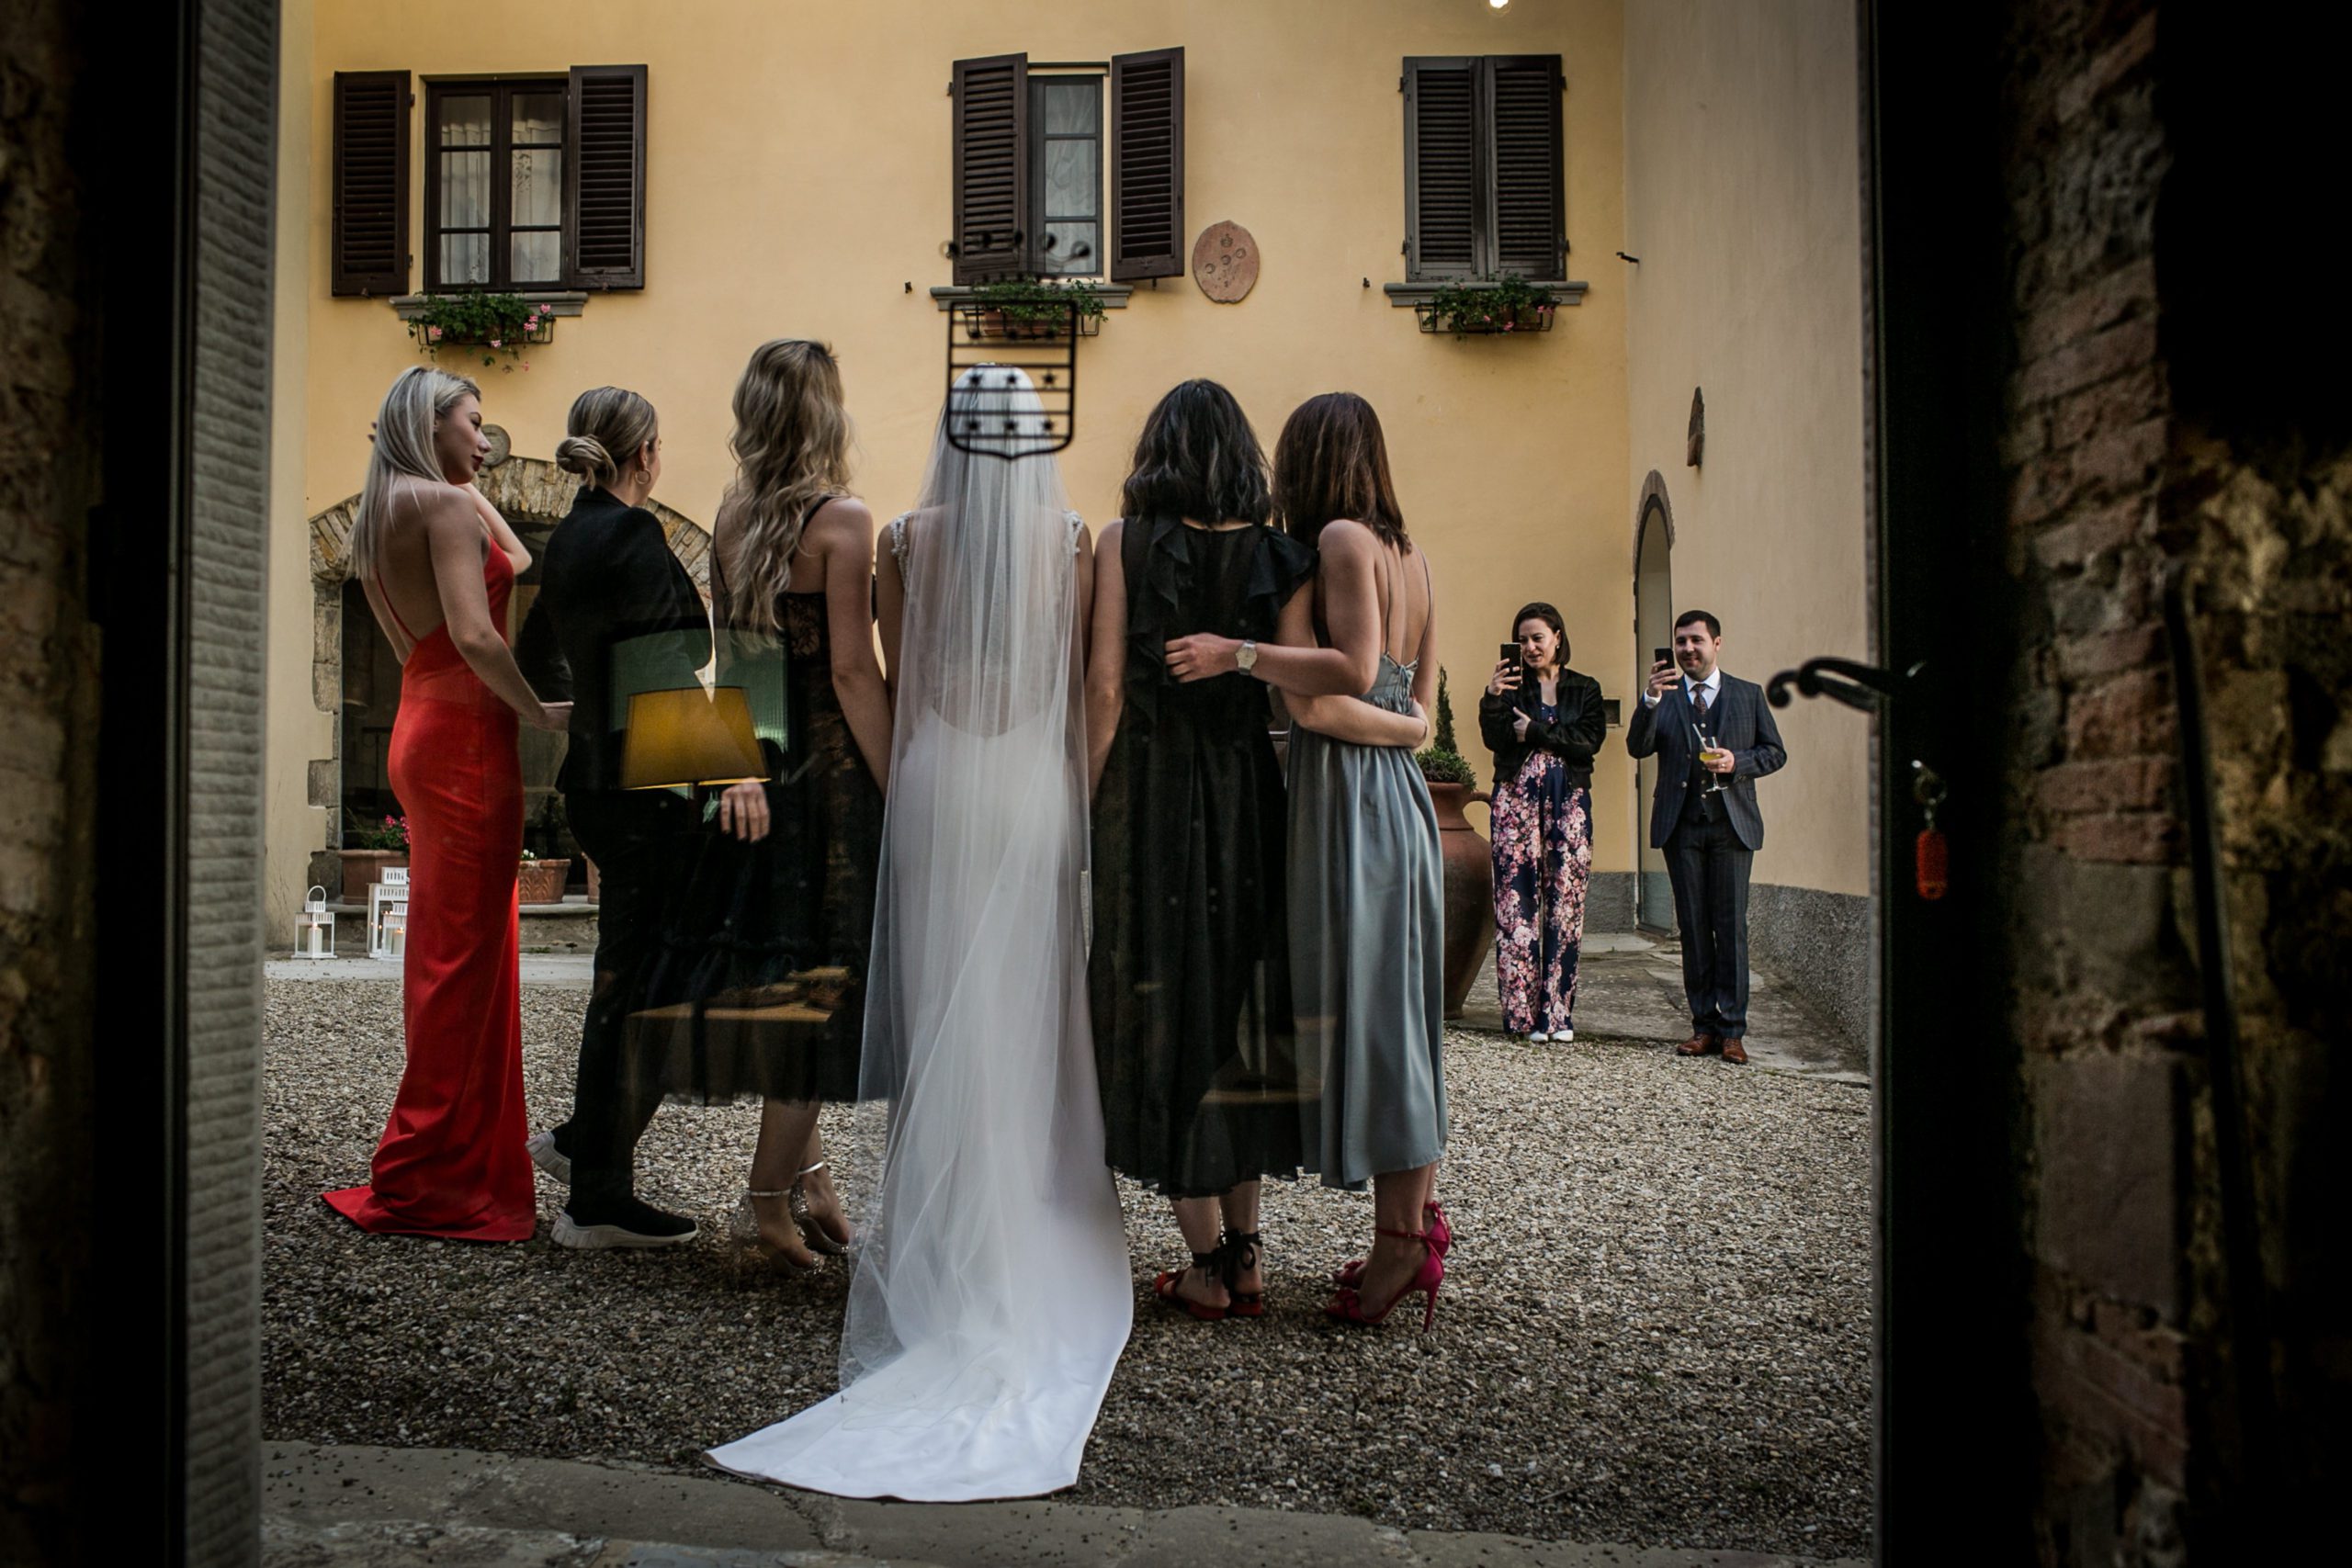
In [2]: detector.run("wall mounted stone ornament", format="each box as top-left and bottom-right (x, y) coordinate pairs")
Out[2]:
(1688, 387), (1705, 468)
(481, 423), (513, 468)
(1192, 220), (1260, 303)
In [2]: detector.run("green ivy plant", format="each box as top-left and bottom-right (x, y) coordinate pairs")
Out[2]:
(1416, 668), (1480, 788)
(967, 277), (1109, 335)
(405, 292), (552, 370)
(1423, 274), (1559, 337)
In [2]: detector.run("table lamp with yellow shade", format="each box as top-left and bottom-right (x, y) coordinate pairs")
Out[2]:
(618, 685), (768, 794)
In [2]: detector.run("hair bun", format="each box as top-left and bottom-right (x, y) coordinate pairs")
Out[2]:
(555, 434), (611, 476)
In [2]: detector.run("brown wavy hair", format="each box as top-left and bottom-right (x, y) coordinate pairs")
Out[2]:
(1272, 391), (1408, 549)
(720, 339), (854, 635)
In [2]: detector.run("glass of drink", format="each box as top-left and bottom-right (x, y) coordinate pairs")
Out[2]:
(1695, 727), (1731, 795)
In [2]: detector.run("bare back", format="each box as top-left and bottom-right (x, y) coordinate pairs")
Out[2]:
(364, 479), (486, 662)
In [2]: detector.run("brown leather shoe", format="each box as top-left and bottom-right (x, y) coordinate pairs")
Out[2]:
(1676, 1032), (1717, 1056)
(1720, 1037), (1748, 1065)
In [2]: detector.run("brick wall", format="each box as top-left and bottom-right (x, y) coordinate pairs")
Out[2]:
(2000, 0), (2347, 1559)
(0, 0), (100, 1558)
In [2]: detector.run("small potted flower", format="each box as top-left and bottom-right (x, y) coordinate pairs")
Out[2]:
(339, 815), (409, 902)
(1413, 671), (1498, 1018)
(516, 847), (572, 907)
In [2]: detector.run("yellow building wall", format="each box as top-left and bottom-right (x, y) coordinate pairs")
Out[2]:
(266, 0), (1636, 941)
(1622, 0), (1871, 900)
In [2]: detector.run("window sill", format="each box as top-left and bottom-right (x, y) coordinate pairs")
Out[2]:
(1383, 281), (1589, 307)
(387, 291), (590, 321)
(929, 285), (1132, 310)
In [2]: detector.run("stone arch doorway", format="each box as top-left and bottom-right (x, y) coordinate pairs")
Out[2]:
(305, 455), (711, 889)
(1633, 470), (1676, 931)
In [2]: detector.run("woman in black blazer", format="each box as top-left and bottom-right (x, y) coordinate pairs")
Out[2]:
(1478, 603), (1605, 1043)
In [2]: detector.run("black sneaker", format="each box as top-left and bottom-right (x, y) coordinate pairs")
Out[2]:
(553, 1196), (697, 1249)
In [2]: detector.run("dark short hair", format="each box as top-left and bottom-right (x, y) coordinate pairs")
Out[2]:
(1120, 379), (1273, 526)
(1511, 601), (1569, 665)
(1675, 609), (1722, 637)
(1272, 392), (1408, 549)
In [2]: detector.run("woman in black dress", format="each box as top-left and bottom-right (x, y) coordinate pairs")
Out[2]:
(630, 340), (890, 1270)
(1086, 380), (1422, 1319)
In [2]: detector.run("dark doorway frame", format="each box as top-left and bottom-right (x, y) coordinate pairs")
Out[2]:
(79, 0), (2035, 1561)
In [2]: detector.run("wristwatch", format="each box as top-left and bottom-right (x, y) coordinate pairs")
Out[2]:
(1236, 640), (1259, 675)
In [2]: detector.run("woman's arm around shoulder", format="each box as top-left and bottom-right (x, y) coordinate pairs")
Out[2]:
(873, 513), (909, 697)
(1084, 519), (1127, 797)
(813, 497), (891, 792)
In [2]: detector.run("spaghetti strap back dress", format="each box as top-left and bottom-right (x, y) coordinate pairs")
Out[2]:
(323, 542), (537, 1241)
(1283, 549), (1448, 1191)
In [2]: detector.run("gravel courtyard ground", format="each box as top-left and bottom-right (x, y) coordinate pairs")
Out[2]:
(262, 977), (1871, 1560)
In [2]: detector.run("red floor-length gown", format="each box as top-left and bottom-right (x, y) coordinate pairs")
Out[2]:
(324, 545), (537, 1240)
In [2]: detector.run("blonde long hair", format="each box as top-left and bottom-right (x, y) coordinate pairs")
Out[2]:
(719, 340), (853, 633)
(350, 366), (481, 585)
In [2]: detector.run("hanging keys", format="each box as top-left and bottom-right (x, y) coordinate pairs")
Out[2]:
(1912, 761), (1949, 901)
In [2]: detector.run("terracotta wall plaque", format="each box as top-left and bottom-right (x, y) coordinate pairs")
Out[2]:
(1193, 220), (1260, 303)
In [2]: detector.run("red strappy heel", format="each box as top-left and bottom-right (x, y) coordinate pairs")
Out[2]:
(1324, 1226), (1445, 1330)
(1332, 1201), (1451, 1287)
(1153, 1250), (1228, 1322)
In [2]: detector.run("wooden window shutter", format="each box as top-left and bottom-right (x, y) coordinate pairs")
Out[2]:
(1487, 56), (1565, 278)
(953, 54), (1029, 284)
(331, 71), (409, 298)
(1404, 58), (1478, 282)
(1109, 48), (1184, 281)
(564, 64), (648, 289)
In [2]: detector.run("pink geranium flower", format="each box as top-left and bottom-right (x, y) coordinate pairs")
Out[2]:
(427, 325), (443, 341)
(489, 338), (502, 349)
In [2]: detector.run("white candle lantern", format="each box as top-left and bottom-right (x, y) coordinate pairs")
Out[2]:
(368, 866), (410, 961)
(296, 886), (335, 959)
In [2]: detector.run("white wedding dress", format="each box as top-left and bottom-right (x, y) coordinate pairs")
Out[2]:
(707, 368), (1132, 1502)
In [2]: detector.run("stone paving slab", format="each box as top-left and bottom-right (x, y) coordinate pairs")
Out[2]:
(1454, 942), (1868, 1085)
(262, 1444), (1863, 1568)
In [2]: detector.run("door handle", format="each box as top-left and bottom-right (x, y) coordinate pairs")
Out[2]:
(1764, 655), (1924, 712)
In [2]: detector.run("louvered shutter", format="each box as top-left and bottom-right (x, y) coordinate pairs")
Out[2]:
(564, 64), (647, 289)
(1487, 56), (1565, 278)
(331, 71), (409, 297)
(1110, 48), (1184, 281)
(953, 54), (1029, 285)
(1404, 58), (1478, 281)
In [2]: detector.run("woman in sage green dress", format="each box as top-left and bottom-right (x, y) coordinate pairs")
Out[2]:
(1163, 391), (1449, 1329)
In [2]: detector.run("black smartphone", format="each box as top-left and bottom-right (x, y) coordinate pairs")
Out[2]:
(1500, 641), (1522, 668)
(1652, 647), (1671, 669)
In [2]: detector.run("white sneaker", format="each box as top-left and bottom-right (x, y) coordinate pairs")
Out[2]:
(1528, 1031), (1550, 1044)
(526, 1130), (571, 1185)
(1556, 1028), (1575, 1043)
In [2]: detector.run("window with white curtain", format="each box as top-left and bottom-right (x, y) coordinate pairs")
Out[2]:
(425, 78), (567, 290)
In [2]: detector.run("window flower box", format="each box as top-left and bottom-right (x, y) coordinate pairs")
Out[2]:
(406, 292), (558, 370)
(956, 279), (1108, 343)
(1416, 276), (1562, 337)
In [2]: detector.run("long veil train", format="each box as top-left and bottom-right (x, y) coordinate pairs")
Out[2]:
(707, 367), (1133, 1501)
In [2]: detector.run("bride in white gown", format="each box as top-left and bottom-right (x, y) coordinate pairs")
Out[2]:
(707, 367), (1133, 1502)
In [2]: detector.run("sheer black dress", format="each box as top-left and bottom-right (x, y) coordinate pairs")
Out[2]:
(627, 519), (883, 1105)
(1090, 513), (1320, 1196)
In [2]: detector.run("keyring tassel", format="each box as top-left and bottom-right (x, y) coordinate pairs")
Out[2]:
(1916, 829), (1949, 900)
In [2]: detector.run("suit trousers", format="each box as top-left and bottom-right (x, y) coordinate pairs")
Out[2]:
(1664, 802), (1753, 1039)
(561, 787), (693, 1207)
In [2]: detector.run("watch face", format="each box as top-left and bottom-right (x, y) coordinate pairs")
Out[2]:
(1237, 642), (1257, 671)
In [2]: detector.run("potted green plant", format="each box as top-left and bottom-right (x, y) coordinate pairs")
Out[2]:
(406, 292), (556, 370)
(338, 814), (409, 902)
(1415, 670), (1498, 1018)
(962, 278), (1108, 341)
(516, 848), (571, 906)
(1418, 275), (1560, 337)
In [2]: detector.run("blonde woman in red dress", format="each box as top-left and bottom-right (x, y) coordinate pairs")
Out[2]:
(324, 366), (570, 1241)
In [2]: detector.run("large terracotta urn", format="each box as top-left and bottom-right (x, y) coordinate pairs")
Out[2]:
(1425, 782), (1497, 1019)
